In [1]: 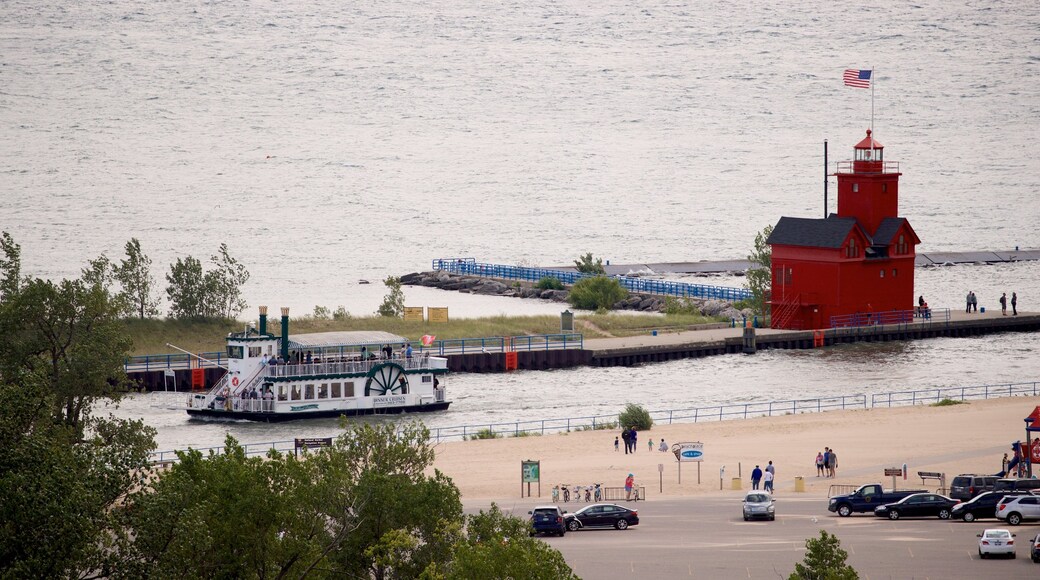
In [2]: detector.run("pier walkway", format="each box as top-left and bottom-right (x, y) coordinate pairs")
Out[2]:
(543, 249), (1040, 276)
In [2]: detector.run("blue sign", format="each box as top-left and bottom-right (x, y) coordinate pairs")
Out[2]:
(681, 449), (703, 459)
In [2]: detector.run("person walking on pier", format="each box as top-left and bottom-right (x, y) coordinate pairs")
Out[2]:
(966, 291), (972, 313)
(1012, 292), (1018, 315)
(971, 292), (978, 312)
(1000, 292), (1008, 315)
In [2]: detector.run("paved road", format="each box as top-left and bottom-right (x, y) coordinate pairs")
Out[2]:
(467, 495), (1040, 579)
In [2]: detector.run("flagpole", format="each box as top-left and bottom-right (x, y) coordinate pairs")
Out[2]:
(871, 66), (875, 157)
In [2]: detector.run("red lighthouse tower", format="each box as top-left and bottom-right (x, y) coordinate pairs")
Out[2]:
(767, 130), (920, 330)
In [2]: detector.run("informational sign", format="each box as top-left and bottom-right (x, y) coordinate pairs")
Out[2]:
(1031, 439), (1040, 464)
(294, 437), (332, 457)
(403, 306), (424, 322)
(373, 395), (407, 407)
(428, 307), (449, 323)
(884, 468), (903, 477)
(672, 442), (704, 462)
(522, 460), (540, 483)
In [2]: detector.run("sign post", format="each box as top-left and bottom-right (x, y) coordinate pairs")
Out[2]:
(658, 463), (664, 493)
(884, 467), (902, 490)
(521, 460), (540, 498)
(671, 442), (704, 485)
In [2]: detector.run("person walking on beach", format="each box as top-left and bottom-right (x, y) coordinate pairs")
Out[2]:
(629, 427), (638, 453)
(1003, 453), (1010, 474)
(751, 465), (762, 490)
(1012, 292), (1018, 315)
(816, 451), (825, 477)
(829, 449), (838, 477)
(625, 473), (635, 500)
(1000, 292), (1008, 315)
(621, 428), (631, 455)
(615, 436), (620, 452)
(763, 469), (774, 494)
(648, 438), (654, 452)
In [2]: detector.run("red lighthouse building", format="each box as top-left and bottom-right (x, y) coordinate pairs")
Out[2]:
(767, 130), (920, 330)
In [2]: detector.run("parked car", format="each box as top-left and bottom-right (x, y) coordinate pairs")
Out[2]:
(1031, 532), (1040, 563)
(742, 492), (775, 521)
(952, 490), (1030, 522)
(977, 528), (1016, 559)
(992, 478), (1040, 493)
(529, 506), (566, 536)
(828, 484), (926, 517)
(873, 493), (958, 520)
(949, 474), (997, 501)
(564, 503), (639, 531)
(995, 495), (1040, 525)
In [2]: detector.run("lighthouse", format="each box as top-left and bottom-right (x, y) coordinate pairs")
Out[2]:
(766, 130), (920, 330)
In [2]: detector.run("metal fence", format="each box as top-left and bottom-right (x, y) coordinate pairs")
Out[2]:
(432, 257), (751, 301)
(126, 333), (584, 373)
(148, 380), (1039, 465)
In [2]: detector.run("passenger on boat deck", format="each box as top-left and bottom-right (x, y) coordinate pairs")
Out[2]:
(261, 354), (269, 365)
(405, 343), (413, 359)
(361, 346), (367, 360)
(249, 387), (259, 399)
(306, 351), (312, 364)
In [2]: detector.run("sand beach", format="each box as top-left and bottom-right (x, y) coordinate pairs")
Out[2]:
(432, 395), (1040, 500)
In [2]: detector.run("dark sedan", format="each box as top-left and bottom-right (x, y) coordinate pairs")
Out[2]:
(952, 491), (1030, 522)
(874, 493), (958, 520)
(564, 503), (639, 531)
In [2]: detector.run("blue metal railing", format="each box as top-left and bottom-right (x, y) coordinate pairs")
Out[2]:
(125, 334), (584, 373)
(149, 380), (1040, 464)
(432, 258), (752, 301)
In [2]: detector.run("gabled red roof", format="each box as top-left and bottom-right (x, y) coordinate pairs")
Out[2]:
(1026, 406), (1040, 432)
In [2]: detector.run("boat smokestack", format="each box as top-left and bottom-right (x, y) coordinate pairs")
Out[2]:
(280, 307), (290, 360)
(259, 305), (268, 335)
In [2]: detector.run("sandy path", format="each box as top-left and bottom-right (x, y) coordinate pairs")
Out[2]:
(431, 395), (1040, 499)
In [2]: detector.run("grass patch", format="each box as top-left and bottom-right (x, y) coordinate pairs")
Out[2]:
(575, 420), (618, 431)
(931, 398), (968, 407)
(511, 430), (542, 438)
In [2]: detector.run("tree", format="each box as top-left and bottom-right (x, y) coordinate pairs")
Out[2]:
(115, 238), (160, 319)
(165, 255), (208, 318)
(377, 276), (405, 317)
(206, 243), (250, 319)
(573, 252), (606, 274)
(444, 504), (579, 579)
(567, 275), (628, 310)
(744, 224), (774, 316)
(789, 530), (859, 580)
(0, 231), (21, 302)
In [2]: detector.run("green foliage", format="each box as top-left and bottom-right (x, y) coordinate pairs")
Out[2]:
(567, 275), (628, 310)
(314, 305), (332, 319)
(378, 275), (406, 317)
(511, 430), (542, 437)
(577, 420), (618, 431)
(573, 252), (606, 274)
(165, 244), (250, 319)
(444, 504), (579, 579)
(0, 231), (22, 302)
(789, 530), (859, 580)
(333, 305), (351, 320)
(535, 276), (565, 290)
(744, 224), (774, 316)
(931, 398), (967, 407)
(467, 427), (501, 440)
(619, 403), (653, 431)
(115, 238), (160, 319)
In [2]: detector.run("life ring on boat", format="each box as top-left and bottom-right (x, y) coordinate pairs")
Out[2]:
(232, 377), (240, 387)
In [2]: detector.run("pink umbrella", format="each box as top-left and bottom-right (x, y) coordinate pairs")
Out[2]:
(421, 334), (435, 346)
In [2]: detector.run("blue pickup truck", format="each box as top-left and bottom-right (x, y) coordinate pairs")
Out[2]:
(828, 484), (926, 517)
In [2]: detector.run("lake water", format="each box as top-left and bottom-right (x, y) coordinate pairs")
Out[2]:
(2, 0), (1038, 449)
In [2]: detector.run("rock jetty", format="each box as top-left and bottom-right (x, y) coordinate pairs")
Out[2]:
(399, 271), (751, 319)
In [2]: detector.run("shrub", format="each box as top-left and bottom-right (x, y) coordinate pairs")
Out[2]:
(535, 277), (565, 290)
(467, 428), (501, 440)
(511, 430), (541, 438)
(567, 276), (628, 310)
(663, 297), (700, 315)
(618, 403), (653, 431)
(576, 420), (618, 431)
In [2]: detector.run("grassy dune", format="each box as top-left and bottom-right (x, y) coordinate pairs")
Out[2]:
(123, 312), (722, 356)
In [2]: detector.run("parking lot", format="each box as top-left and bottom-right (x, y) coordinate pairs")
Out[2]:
(469, 494), (1040, 579)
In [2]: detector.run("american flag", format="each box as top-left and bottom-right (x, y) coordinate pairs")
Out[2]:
(844, 69), (871, 89)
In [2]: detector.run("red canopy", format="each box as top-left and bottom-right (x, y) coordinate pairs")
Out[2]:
(1025, 406), (1040, 432)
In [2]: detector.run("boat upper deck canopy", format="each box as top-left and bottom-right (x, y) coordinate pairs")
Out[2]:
(286, 331), (408, 350)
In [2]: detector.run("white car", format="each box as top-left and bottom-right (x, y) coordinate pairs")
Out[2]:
(977, 528), (1016, 559)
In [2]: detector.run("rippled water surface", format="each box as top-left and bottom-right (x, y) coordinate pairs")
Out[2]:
(3, 0), (1039, 449)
